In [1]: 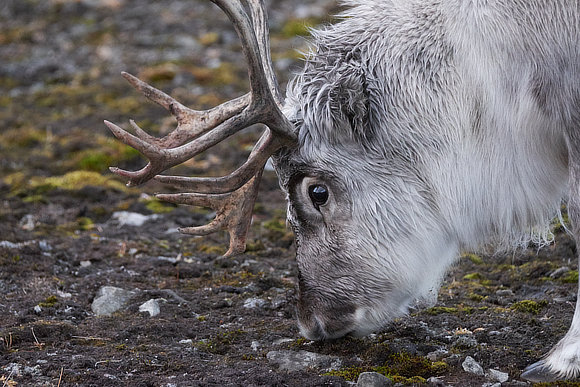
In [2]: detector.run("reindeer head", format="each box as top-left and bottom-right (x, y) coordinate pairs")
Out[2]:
(106, 0), (456, 340)
(272, 54), (458, 338)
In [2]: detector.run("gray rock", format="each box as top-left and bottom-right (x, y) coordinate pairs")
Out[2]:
(251, 341), (260, 351)
(243, 297), (267, 309)
(550, 266), (570, 279)
(452, 335), (478, 349)
(91, 286), (136, 316)
(504, 381), (528, 386)
(1, 363), (41, 377)
(38, 240), (52, 252)
(266, 350), (341, 372)
(139, 299), (163, 317)
(426, 376), (446, 386)
(356, 372), (393, 387)
(19, 214), (36, 230)
(426, 349), (449, 361)
(462, 356), (484, 376)
(495, 289), (514, 297)
(486, 368), (509, 383)
(272, 338), (294, 345)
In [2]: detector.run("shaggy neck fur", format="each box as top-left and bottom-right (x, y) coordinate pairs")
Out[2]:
(284, 0), (572, 256)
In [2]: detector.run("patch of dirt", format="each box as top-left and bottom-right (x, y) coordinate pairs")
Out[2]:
(1, 1), (578, 386)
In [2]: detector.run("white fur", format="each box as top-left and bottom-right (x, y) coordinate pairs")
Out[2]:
(276, 0), (578, 380)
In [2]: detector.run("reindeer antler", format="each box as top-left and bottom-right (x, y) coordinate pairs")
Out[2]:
(105, 0), (296, 257)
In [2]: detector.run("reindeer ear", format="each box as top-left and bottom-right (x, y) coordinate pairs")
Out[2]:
(327, 63), (369, 140)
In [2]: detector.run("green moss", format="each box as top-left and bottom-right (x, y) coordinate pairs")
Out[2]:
(195, 329), (244, 355)
(244, 240), (265, 252)
(77, 217), (95, 231)
(462, 253), (484, 265)
(382, 352), (446, 378)
(401, 376), (427, 383)
(38, 295), (58, 308)
(325, 352), (447, 384)
(510, 300), (548, 315)
(3, 172), (27, 189)
(463, 272), (485, 281)
(262, 218), (286, 232)
(187, 62), (245, 88)
(461, 306), (475, 314)
(7, 171), (128, 203)
(22, 195), (47, 204)
(198, 244), (227, 256)
(325, 366), (371, 381)
(560, 270), (579, 284)
(31, 171), (128, 192)
(290, 337), (309, 348)
(138, 63), (178, 83)
(280, 18), (317, 37)
(261, 217), (294, 246)
(210, 270), (262, 287)
(158, 240), (170, 250)
(198, 32), (220, 46)
(0, 126), (48, 148)
(551, 210), (570, 232)
(495, 264), (517, 272)
(425, 306), (458, 315)
(144, 197), (175, 214)
(468, 293), (486, 302)
(77, 151), (113, 172)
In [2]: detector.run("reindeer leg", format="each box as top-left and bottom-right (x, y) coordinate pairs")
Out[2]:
(522, 134), (580, 382)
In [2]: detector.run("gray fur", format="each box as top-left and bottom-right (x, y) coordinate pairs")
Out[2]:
(273, 0), (579, 380)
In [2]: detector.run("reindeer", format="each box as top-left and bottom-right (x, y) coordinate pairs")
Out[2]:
(105, 0), (579, 381)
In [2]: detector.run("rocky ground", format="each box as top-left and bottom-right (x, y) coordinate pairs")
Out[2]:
(1, 1), (580, 386)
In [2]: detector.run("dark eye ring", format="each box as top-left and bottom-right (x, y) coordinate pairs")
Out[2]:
(308, 184), (329, 208)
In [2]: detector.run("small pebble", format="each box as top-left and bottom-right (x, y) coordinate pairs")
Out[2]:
(243, 297), (266, 309)
(486, 368), (509, 383)
(462, 356), (484, 376)
(356, 371), (393, 386)
(139, 299), (161, 317)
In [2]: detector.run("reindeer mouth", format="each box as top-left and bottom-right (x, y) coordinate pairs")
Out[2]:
(297, 310), (359, 341)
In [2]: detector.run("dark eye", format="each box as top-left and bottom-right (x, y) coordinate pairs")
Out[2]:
(308, 184), (329, 208)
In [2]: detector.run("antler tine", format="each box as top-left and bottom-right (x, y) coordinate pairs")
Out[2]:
(108, 106), (261, 186)
(156, 171), (263, 257)
(120, 71), (251, 148)
(211, 0), (295, 140)
(153, 129), (283, 194)
(243, 0), (283, 105)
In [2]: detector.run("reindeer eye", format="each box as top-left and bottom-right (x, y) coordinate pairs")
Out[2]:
(308, 185), (329, 207)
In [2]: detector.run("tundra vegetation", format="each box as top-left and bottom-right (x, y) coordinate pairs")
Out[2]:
(0, 0), (579, 386)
